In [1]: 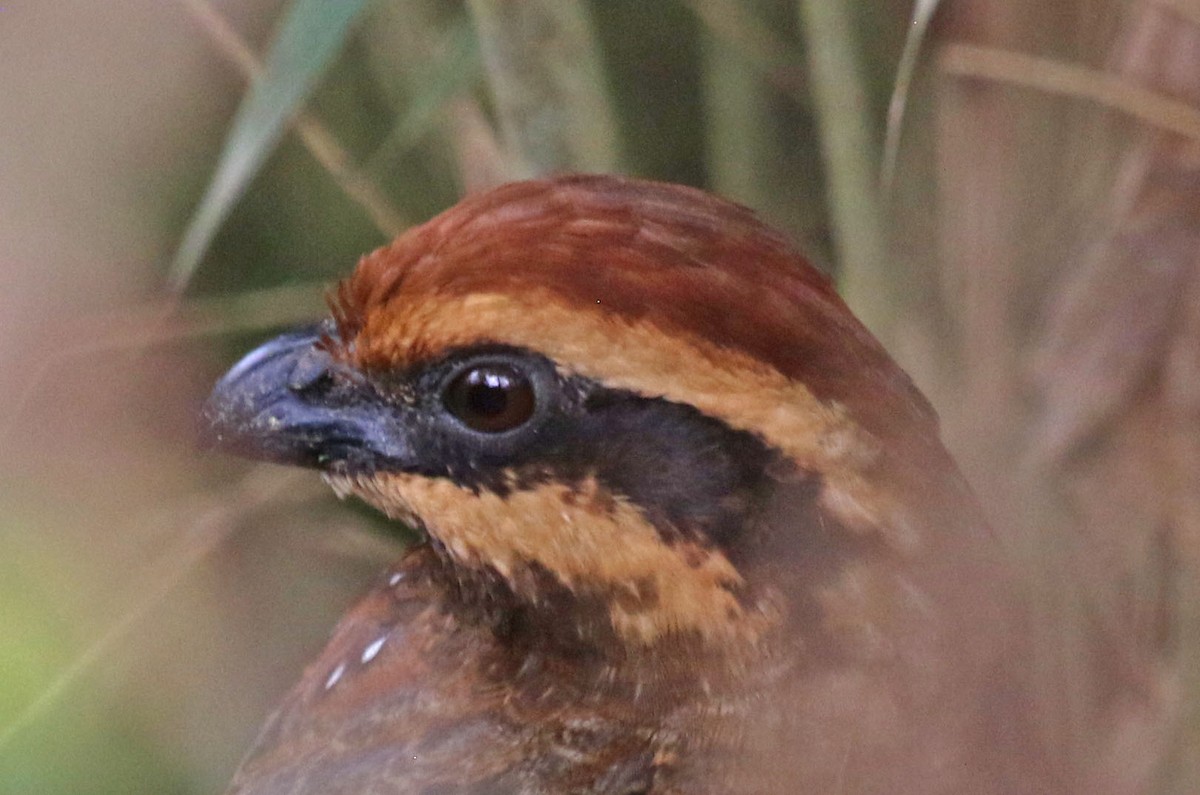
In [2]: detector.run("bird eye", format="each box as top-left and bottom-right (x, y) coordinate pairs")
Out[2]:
(443, 363), (536, 433)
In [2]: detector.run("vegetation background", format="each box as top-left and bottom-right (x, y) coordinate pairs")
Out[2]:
(1, 0), (1197, 792)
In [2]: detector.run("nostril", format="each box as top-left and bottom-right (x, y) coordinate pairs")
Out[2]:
(287, 349), (339, 394)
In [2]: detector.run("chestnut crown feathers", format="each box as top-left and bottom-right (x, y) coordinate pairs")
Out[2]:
(330, 174), (937, 448)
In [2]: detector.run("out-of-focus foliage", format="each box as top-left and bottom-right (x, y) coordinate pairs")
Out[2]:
(168, 0), (374, 290)
(1, 0), (1198, 792)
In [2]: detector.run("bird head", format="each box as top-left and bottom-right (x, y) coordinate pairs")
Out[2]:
(204, 175), (990, 658)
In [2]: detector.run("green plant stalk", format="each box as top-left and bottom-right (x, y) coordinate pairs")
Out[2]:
(796, 0), (892, 337)
(685, 0), (808, 105)
(466, 0), (621, 176)
(701, 28), (773, 210)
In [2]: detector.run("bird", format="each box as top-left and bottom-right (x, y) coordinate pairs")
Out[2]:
(203, 174), (1045, 794)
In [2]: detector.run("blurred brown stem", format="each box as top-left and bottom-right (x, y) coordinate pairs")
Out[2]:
(940, 42), (1200, 142)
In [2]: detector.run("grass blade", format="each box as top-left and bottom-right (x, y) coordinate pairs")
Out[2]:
(882, 0), (941, 192)
(367, 18), (482, 171)
(466, 0), (621, 176)
(701, 22), (773, 209)
(167, 0), (372, 292)
(796, 0), (891, 336)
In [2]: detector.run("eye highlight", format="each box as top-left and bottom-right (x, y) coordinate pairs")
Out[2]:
(443, 363), (536, 433)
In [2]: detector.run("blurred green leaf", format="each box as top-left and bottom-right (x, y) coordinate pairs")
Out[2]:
(467, 0), (621, 176)
(167, 0), (372, 292)
(702, 37), (767, 205)
(796, 0), (890, 335)
(367, 17), (482, 171)
(0, 509), (183, 795)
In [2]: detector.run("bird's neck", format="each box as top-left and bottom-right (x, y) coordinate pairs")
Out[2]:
(404, 538), (781, 687)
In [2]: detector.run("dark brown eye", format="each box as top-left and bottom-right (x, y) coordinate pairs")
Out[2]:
(444, 364), (536, 433)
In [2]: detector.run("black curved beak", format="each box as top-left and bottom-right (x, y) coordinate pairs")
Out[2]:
(201, 323), (415, 473)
